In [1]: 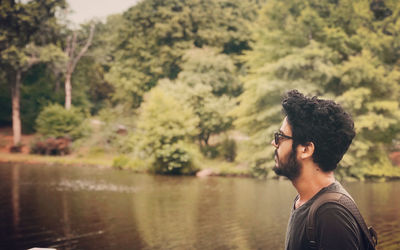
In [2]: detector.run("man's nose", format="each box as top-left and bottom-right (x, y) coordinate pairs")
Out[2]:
(271, 139), (278, 148)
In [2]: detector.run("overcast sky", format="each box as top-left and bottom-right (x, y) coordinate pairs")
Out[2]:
(67, 0), (140, 24)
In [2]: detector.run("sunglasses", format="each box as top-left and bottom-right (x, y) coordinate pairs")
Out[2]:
(274, 132), (293, 145)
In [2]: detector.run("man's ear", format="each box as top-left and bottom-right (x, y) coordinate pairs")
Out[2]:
(298, 142), (314, 160)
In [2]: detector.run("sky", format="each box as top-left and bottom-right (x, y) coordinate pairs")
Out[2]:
(67, 0), (140, 24)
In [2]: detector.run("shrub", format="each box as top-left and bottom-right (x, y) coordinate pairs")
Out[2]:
(219, 138), (237, 162)
(112, 155), (130, 169)
(35, 104), (89, 140)
(30, 136), (71, 156)
(200, 145), (219, 159)
(112, 155), (147, 172)
(135, 87), (199, 175)
(152, 142), (198, 175)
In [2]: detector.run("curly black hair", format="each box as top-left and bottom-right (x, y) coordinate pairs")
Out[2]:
(282, 90), (356, 172)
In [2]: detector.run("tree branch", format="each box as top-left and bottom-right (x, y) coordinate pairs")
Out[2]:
(70, 24), (95, 73)
(70, 31), (77, 59)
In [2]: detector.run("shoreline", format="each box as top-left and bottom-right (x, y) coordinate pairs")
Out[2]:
(1, 152), (400, 181)
(0, 152), (252, 178)
(0, 152), (114, 169)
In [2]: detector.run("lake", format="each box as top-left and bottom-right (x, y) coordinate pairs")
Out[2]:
(0, 163), (399, 249)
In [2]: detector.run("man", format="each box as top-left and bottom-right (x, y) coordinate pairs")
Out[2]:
(272, 90), (369, 249)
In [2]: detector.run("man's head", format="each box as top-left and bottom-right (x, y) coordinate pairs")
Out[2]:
(272, 90), (355, 178)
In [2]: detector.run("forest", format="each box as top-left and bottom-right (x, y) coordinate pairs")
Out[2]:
(1, 0), (400, 180)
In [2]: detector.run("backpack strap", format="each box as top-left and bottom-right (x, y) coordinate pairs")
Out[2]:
(306, 191), (378, 250)
(306, 192), (342, 249)
(335, 194), (378, 249)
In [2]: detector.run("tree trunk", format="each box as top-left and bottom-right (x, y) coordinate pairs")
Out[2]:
(11, 70), (22, 146)
(65, 73), (72, 110)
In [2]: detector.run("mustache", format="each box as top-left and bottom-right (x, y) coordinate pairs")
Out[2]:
(274, 149), (278, 160)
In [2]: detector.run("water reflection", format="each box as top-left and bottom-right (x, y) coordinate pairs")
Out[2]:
(11, 164), (20, 232)
(0, 163), (399, 249)
(345, 182), (400, 249)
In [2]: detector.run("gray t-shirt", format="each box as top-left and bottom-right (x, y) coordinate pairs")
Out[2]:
(285, 181), (365, 250)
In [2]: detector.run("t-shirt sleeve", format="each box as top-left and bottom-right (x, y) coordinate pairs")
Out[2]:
(315, 203), (363, 250)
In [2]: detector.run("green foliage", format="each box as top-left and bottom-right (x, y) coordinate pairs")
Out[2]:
(112, 155), (147, 172)
(219, 138), (237, 162)
(134, 87), (199, 174)
(112, 155), (130, 169)
(160, 47), (237, 147)
(21, 64), (64, 133)
(166, 82), (235, 146)
(68, 19), (117, 115)
(200, 145), (220, 159)
(178, 47), (242, 96)
(0, 0), (67, 53)
(2, 0), (399, 180)
(235, 0), (400, 178)
(0, 0), (67, 138)
(0, 70), (11, 125)
(35, 104), (89, 140)
(151, 142), (198, 174)
(74, 105), (139, 155)
(105, 0), (258, 108)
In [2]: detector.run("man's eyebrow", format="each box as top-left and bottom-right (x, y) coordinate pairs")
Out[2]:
(279, 129), (284, 134)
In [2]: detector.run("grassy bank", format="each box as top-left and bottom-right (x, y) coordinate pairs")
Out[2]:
(0, 152), (252, 177)
(0, 152), (115, 168)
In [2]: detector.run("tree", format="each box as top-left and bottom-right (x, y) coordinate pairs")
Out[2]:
(64, 23), (95, 110)
(162, 81), (234, 146)
(177, 47), (242, 96)
(0, 0), (66, 147)
(5, 45), (65, 146)
(106, 0), (259, 108)
(160, 47), (237, 146)
(68, 15), (124, 114)
(235, 0), (400, 178)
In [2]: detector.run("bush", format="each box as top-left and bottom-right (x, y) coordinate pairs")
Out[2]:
(200, 145), (219, 158)
(112, 155), (147, 172)
(30, 136), (71, 155)
(35, 104), (89, 140)
(152, 142), (198, 175)
(112, 155), (130, 169)
(219, 138), (237, 162)
(135, 87), (199, 175)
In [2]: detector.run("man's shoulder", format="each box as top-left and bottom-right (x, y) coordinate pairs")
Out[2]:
(316, 202), (358, 225)
(312, 196), (364, 249)
(312, 184), (359, 232)
(307, 183), (366, 249)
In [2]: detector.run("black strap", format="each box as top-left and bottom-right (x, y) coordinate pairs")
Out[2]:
(306, 192), (342, 249)
(306, 191), (377, 249)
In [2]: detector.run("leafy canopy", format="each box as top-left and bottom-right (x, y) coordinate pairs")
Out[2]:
(235, 0), (400, 178)
(106, 0), (258, 108)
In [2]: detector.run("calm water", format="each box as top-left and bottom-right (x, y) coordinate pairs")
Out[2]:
(0, 163), (399, 250)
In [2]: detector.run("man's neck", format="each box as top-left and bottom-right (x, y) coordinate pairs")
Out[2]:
(292, 164), (335, 209)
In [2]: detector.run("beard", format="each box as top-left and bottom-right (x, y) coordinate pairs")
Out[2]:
(272, 148), (301, 180)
